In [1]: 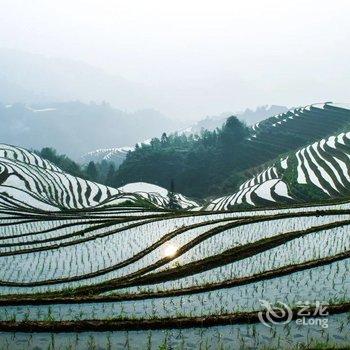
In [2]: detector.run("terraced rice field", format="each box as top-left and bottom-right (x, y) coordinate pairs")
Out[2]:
(1, 200), (350, 348)
(209, 105), (350, 210)
(0, 144), (197, 211)
(1, 124), (350, 348)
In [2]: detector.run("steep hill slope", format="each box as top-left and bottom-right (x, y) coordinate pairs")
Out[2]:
(0, 144), (122, 211)
(0, 144), (197, 211)
(248, 103), (350, 154)
(207, 128), (350, 210)
(113, 102), (350, 198)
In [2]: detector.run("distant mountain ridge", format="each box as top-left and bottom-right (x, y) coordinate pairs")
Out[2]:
(81, 147), (135, 167)
(0, 48), (151, 110)
(82, 105), (289, 165)
(0, 101), (180, 159)
(181, 105), (289, 134)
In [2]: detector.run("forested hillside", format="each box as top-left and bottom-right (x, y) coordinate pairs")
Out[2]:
(112, 103), (350, 198)
(112, 116), (250, 198)
(81, 105), (288, 166)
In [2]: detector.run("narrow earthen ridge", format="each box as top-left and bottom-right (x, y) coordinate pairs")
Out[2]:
(1, 249), (349, 306)
(0, 303), (348, 333)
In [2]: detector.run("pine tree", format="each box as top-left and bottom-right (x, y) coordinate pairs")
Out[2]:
(105, 164), (115, 186)
(167, 179), (180, 210)
(86, 161), (98, 182)
(161, 132), (168, 145)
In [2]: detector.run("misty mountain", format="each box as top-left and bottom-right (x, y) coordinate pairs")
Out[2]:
(238, 105), (290, 125)
(81, 105), (290, 165)
(0, 48), (153, 111)
(81, 115), (247, 166)
(0, 102), (181, 159)
(181, 105), (289, 135)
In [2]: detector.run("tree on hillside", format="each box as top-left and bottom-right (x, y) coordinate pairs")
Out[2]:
(38, 147), (84, 177)
(161, 132), (168, 145)
(39, 147), (58, 162)
(86, 161), (98, 182)
(112, 116), (252, 198)
(220, 116), (250, 148)
(167, 179), (181, 210)
(105, 164), (115, 186)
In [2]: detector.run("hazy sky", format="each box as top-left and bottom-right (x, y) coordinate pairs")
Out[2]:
(0, 0), (350, 120)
